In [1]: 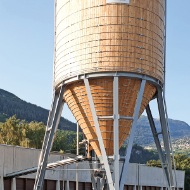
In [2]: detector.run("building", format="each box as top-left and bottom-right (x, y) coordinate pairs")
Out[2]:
(0, 145), (185, 190)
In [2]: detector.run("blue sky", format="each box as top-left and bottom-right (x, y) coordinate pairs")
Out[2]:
(0, 1), (190, 125)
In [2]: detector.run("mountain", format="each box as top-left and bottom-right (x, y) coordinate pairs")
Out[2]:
(1, 88), (190, 147)
(134, 116), (190, 146)
(0, 89), (76, 130)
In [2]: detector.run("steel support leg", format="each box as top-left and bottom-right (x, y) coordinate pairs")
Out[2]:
(66, 180), (70, 190)
(84, 78), (114, 190)
(56, 180), (60, 190)
(157, 88), (174, 189)
(33, 86), (64, 190)
(89, 161), (98, 190)
(100, 177), (105, 190)
(89, 164), (106, 190)
(76, 123), (79, 190)
(119, 79), (146, 190)
(11, 178), (16, 190)
(0, 176), (4, 190)
(146, 104), (171, 189)
(91, 174), (98, 190)
(113, 76), (119, 190)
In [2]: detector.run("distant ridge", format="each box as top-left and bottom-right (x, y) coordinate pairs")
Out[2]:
(135, 116), (190, 146)
(0, 88), (76, 130)
(0, 88), (190, 146)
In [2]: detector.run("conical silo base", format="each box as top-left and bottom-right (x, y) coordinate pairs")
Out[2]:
(64, 77), (156, 157)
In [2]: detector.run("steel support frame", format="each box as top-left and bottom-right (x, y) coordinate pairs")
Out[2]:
(97, 177), (106, 190)
(91, 171), (98, 190)
(33, 86), (64, 190)
(61, 72), (162, 88)
(81, 73), (155, 190)
(146, 105), (171, 188)
(113, 76), (120, 190)
(76, 123), (79, 190)
(89, 160), (98, 190)
(33, 70), (174, 190)
(84, 78), (114, 190)
(145, 88), (174, 190)
(83, 73), (173, 190)
(157, 88), (174, 189)
(89, 161), (106, 190)
(119, 79), (146, 190)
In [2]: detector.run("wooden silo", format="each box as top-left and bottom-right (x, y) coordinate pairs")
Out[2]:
(34, 1), (176, 189)
(54, 0), (165, 157)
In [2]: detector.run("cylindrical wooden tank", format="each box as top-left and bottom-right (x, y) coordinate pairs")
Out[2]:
(54, 0), (165, 156)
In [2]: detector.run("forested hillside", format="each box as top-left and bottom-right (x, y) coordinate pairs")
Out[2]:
(0, 89), (76, 130)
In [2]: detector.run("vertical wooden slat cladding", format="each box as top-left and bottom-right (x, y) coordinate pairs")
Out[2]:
(46, 180), (56, 190)
(142, 186), (159, 190)
(69, 181), (76, 190)
(43, 180), (47, 190)
(4, 178), (63, 190)
(128, 185), (134, 190)
(79, 182), (85, 190)
(60, 180), (64, 190)
(64, 181), (93, 190)
(4, 179), (11, 190)
(124, 185), (134, 190)
(85, 182), (92, 189)
(16, 178), (25, 190)
(26, 179), (35, 190)
(2, 179), (180, 190)
(64, 181), (67, 189)
(63, 181), (92, 190)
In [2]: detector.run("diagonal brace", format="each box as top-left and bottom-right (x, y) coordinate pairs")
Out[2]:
(157, 88), (174, 189)
(84, 78), (114, 190)
(34, 86), (64, 190)
(146, 104), (171, 188)
(119, 79), (146, 190)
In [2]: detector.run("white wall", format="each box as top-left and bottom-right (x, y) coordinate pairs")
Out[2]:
(0, 144), (185, 189)
(0, 144), (63, 180)
(63, 161), (185, 188)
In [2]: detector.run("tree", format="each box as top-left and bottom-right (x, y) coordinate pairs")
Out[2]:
(52, 130), (81, 154)
(0, 115), (82, 154)
(0, 115), (45, 148)
(0, 115), (27, 146)
(52, 130), (66, 152)
(146, 159), (161, 168)
(26, 121), (45, 149)
(147, 154), (190, 190)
